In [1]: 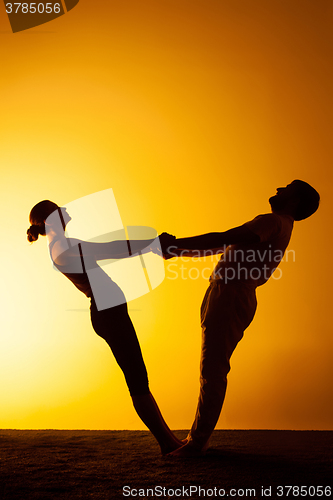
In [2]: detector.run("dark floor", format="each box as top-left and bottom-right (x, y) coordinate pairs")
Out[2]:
(0, 430), (332, 499)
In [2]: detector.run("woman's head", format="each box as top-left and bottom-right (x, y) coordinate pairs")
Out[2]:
(27, 200), (59, 242)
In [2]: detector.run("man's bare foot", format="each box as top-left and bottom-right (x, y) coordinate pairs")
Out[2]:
(166, 441), (204, 457)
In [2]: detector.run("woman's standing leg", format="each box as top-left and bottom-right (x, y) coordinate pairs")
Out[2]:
(90, 301), (182, 454)
(131, 392), (183, 454)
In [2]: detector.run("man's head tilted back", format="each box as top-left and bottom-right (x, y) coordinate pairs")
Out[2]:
(269, 180), (320, 221)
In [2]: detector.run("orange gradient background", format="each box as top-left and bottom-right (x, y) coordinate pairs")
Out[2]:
(0, 0), (332, 430)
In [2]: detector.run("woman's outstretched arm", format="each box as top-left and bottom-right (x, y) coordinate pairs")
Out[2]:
(52, 235), (175, 266)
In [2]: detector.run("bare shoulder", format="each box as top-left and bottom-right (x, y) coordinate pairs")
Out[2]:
(50, 238), (81, 265)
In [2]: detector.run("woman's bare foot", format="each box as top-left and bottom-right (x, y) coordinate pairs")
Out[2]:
(166, 441), (204, 457)
(160, 435), (185, 455)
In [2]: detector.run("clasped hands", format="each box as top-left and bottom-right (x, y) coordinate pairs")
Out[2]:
(150, 232), (177, 260)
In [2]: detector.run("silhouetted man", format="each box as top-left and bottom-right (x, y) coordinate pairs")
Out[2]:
(160, 180), (320, 456)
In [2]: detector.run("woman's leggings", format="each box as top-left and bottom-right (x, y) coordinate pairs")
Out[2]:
(90, 300), (150, 396)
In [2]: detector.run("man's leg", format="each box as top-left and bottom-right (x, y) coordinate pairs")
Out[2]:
(171, 281), (257, 455)
(188, 323), (238, 450)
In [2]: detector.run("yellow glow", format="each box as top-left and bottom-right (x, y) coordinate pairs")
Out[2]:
(0, 0), (332, 430)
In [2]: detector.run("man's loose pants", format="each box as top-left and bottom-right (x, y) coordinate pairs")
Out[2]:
(188, 280), (257, 450)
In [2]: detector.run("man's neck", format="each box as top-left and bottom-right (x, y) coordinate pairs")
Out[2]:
(271, 209), (294, 220)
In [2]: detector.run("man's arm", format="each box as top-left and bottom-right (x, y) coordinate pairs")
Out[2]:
(162, 225), (260, 258)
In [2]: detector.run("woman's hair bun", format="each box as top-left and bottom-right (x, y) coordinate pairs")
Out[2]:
(27, 224), (41, 243)
(28, 200), (59, 243)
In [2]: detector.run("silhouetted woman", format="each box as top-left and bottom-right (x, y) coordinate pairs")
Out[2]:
(27, 200), (181, 454)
